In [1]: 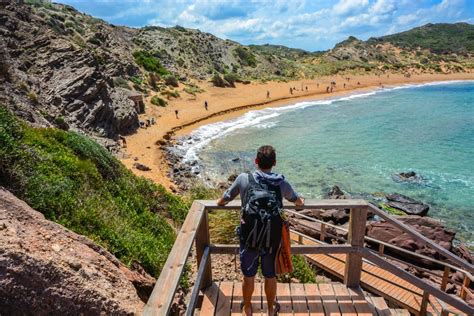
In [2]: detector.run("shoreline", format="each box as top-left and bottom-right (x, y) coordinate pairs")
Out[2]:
(120, 72), (474, 189)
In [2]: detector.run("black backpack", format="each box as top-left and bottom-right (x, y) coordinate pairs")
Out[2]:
(239, 172), (283, 253)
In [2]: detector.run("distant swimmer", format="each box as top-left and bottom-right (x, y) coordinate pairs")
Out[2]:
(175, 110), (179, 119)
(204, 100), (208, 111)
(267, 90), (270, 98)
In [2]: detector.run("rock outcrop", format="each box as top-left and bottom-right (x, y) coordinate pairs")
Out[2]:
(0, 187), (155, 315)
(366, 215), (455, 268)
(0, 3), (140, 145)
(386, 193), (429, 216)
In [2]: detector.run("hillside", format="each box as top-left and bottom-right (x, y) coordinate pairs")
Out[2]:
(369, 23), (474, 54)
(2, 1), (473, 148)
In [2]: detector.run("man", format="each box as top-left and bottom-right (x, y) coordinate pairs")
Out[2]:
(217, 145), (304, 316)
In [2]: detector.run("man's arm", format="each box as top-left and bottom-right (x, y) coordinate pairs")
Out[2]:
(281, 180), (304, 206)
(216, 174), (243, 206)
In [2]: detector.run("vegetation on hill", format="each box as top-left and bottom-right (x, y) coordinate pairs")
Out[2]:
(369, 23), (474, 55)
(0, 107), (189, 277)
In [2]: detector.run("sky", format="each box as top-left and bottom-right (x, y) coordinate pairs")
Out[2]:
(55, 0), (473, 51)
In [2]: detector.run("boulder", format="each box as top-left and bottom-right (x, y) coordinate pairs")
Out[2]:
(392, 171), (423, 183)
(0, 188), (154, 314)
(327, 185), (347, 199)
(386, 193), (429, 216)
(366, 215), (455, 268)
(133, 162), (151, 171)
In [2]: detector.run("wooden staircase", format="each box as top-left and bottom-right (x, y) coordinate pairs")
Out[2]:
(197, 280), (410, 316)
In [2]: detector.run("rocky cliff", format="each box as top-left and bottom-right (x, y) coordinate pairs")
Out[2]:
(0, 187), (155, 315)
(0, 2), (140, 147)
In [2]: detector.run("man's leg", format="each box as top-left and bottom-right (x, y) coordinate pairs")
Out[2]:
(264, 277), (277, 315)
(242, 276), (255, 315)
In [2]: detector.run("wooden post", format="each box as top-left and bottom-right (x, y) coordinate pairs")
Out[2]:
(378, 243), (385, 255)
(460, 274), (470, 300)
(344, 207), (367, 288)
(320, 223), (326, 241)
(195, 208), (212, 290)
(440, 266), (450, 292)
(420, 291), (429, 316)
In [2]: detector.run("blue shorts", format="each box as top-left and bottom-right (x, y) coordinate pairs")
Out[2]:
(239, 242), (277, 278)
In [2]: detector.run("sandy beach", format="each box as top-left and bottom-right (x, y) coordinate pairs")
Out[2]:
(120, 72), (474, 189)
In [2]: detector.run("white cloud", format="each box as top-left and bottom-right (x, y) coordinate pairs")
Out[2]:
(333, 0), (369, 16)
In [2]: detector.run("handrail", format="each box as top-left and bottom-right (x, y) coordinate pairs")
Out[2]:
(145, 200), (474, 315)
(285, 208), (474, 279)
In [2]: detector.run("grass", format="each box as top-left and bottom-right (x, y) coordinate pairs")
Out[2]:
(162, 89), (180, 99)
(151, 95), (167, 107)
(0, 107), (190, 278)
(184, 84), (205, 96)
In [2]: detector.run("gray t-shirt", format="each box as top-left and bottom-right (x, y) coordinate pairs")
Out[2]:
(222, 170), (300, 205)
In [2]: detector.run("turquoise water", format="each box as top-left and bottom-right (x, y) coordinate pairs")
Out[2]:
(182, 81), (474, 244)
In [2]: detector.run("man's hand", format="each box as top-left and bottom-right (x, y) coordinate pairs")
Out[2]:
(294, 197), (305, 207)
(216, 197), (228, 206)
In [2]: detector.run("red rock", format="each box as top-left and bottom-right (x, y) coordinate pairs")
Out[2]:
(0, 188), (155, 314)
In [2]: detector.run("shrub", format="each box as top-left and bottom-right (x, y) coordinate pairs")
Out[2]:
(0, 107), (189, 277)
(162, 90), (180, 99)
(184, 84), (205, 96)
(164, 74), (179, 87)
(113, 77), (130, 90)
(211, 73), (227, 87)
(223, 73), (239, 87)
(151, 95), (167, 107)
(278, 255), (317, 283)
(132, 50), (169, 76)
(234, 47), (257, 67)
(27, 91), (38, 103)
(148, 73), (160, 90)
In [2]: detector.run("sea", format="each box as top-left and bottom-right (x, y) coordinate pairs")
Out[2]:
(178, 81), (474, 245)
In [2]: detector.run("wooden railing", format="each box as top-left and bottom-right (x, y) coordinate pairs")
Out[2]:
(143, 200), (474, 316)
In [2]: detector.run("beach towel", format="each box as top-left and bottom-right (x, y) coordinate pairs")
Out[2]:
(276, 220), (293, 275)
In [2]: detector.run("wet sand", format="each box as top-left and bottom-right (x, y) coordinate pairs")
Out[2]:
(120, 72), (474, 189)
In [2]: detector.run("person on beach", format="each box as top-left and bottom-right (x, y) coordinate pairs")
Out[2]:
(267, 90), (270, 98)
(217, 145), (304, 316)
(175, 110), (179, 119)
(204, 100), (208, 111)
(326, 86), (330, 93)
(289, 87), (293, 95)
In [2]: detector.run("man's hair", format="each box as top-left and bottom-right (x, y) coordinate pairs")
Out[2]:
(256, 145), (276, 169)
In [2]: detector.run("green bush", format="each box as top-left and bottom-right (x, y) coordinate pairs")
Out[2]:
(223, 73), (239, 87)
(211, 73), (227, 87)
(0, 107), (190, 277)
(234, 47), (257, 67)
(162, 90), (180, 99)
(133, 50), (169, 76)
(278, 255), (317, 283)
(151, 95), (167, 107)
(184, 84), (205, 96)
(164, 74), (179, 87)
